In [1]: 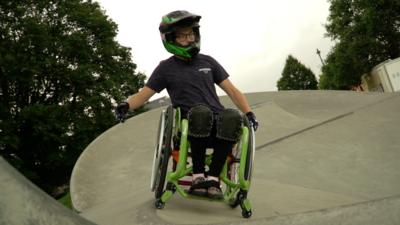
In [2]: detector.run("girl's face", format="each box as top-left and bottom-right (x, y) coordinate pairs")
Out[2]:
(175, 27), (195, 47)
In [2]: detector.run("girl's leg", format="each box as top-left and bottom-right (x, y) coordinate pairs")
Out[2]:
(208, 138), (235, 178)
(188, 136), (208, 175)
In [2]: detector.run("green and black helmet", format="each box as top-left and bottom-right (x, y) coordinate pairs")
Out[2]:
(159, 10), (201, 58)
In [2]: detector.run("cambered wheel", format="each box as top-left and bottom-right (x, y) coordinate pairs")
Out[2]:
(243, 116), (255, 181)
(153, 106), (174, 199)
(228, 116), (255, 185)
(150, 111), (165, 191)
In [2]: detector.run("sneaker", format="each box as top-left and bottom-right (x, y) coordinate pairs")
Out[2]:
(188, 177), (208, 197)
(207, 180), (223, 200)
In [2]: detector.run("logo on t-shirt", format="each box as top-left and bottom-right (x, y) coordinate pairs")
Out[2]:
(198, 68), (211, 74)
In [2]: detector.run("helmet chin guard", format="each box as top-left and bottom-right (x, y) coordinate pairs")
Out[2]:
(159, 10), (201, 58)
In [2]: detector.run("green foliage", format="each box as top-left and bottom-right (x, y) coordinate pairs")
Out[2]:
(277, 55), (318, 90)
(0, 0), (145, 194)
(320, 0), (400, 89)
(319, 41), (361, 89)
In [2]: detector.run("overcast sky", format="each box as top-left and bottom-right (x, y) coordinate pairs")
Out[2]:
(96, 0), (334, 97)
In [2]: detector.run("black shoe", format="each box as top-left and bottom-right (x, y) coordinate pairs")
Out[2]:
(188, 177), (208, 197)
(207, 180), (223, 200)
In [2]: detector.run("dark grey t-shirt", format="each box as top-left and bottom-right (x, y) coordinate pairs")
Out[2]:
(146, 54), (229, 114)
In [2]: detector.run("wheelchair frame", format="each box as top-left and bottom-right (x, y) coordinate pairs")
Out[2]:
(150, 105), (255, 218)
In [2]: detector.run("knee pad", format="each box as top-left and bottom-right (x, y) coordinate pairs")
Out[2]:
(216, 108), (243, 142)
(187, 105), (213, 138)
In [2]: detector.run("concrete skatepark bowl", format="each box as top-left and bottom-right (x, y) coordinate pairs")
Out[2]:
(1, 91), (400, 225)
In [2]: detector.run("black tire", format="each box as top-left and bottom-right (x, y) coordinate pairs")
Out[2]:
(154, 106), (174, 199)
(150, 111), (165, 192)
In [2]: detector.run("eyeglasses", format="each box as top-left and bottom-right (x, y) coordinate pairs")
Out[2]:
(176, 32), (195, 41)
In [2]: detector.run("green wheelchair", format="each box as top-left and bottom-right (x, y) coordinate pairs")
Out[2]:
(150, 105), (255, 218)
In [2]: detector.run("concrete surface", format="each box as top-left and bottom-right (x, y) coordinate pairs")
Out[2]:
(0, 157), (95, 225)
(1, 90), (400, 225)
(70, 90), (400, 225)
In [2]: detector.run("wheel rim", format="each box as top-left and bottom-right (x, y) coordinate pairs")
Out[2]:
(154, 106), (174, 198)
(150, 111), (166, 191)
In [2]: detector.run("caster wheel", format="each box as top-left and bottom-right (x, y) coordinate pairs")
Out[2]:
(242, 210), (252, 218)
(155, 199), (165, 209)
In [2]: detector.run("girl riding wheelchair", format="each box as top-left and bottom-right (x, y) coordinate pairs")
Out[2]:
(115, 10), (258, 218)
(149, 105), (256, 218)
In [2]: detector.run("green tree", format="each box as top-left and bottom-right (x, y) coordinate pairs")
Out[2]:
(319, 41), (360, 89)
(320, 0), (400, 89)
(277, 55), (318, 90)
(0, 0), (145, 195)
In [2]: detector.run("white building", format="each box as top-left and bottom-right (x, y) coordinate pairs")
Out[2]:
(361, 57), (400, 92)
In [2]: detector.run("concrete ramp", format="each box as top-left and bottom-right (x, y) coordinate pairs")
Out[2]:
(0, 157), (95, 225)
(1, 90), (400, 225)
(70, 90), (400, 225)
